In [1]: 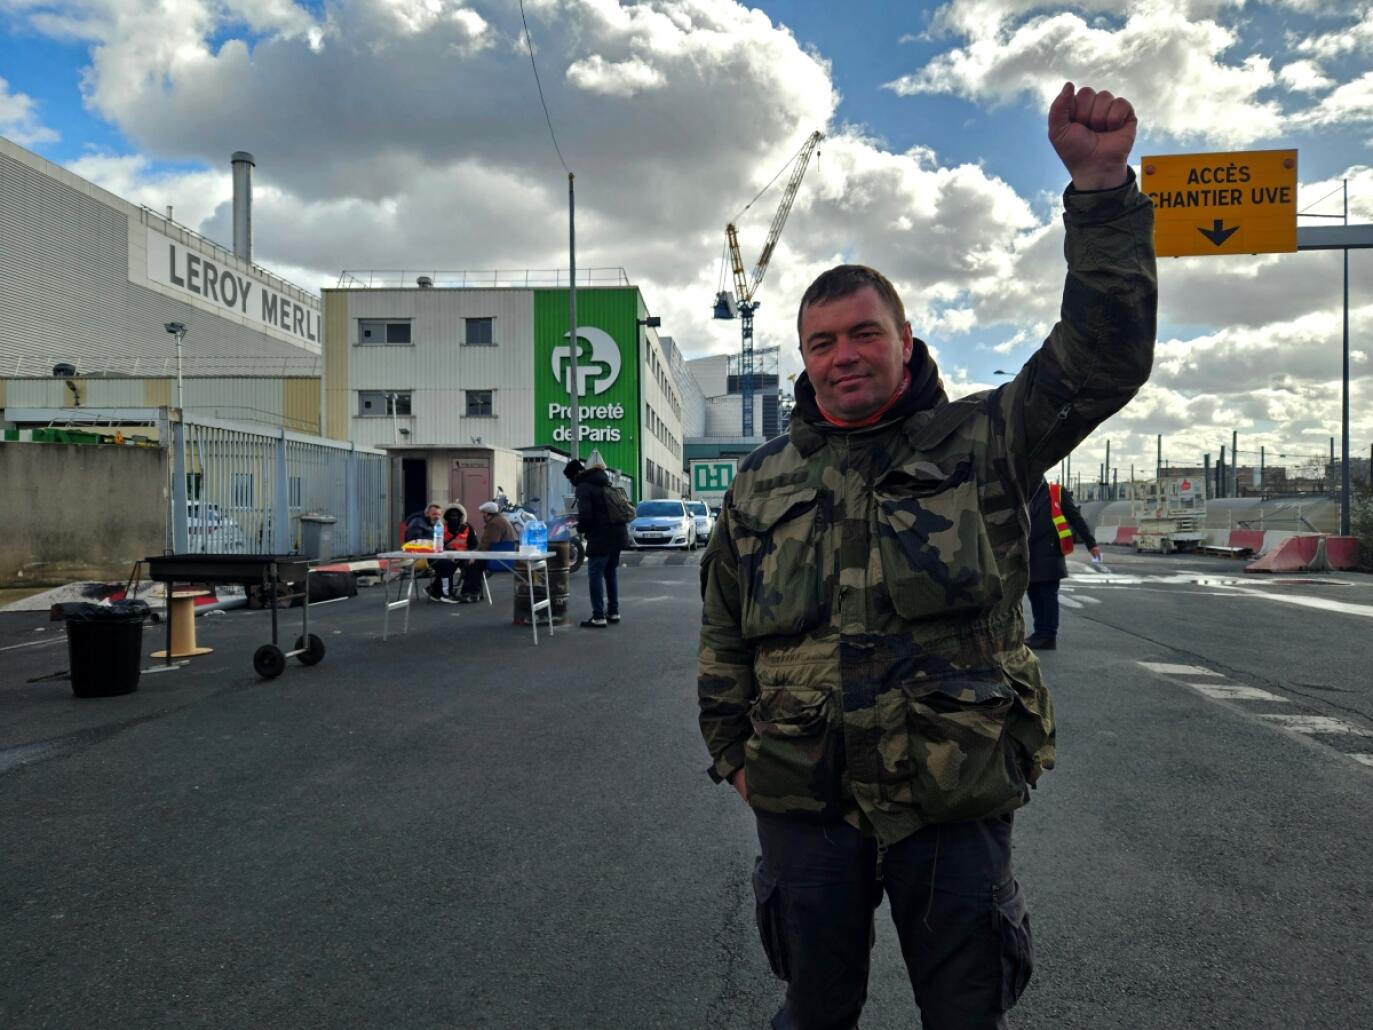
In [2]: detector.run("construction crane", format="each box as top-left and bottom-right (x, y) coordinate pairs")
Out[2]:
(714, 130), (823, 438)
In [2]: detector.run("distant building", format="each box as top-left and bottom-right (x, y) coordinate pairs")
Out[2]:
(0, 137), (322, 434)
(320, 274), (683, 505)
(685, 347), (781, 442)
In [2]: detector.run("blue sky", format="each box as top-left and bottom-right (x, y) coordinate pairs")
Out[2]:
(1, 0), (1370, 473)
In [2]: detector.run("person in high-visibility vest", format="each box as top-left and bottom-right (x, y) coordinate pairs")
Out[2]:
(1026, 478), (1100, 650)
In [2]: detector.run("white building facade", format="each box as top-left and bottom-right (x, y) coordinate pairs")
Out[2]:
(322, 279), (684, 501)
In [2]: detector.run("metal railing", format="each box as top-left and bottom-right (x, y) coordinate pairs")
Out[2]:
(335, 267), (631, 289)
(167, 414), (390, 558)
(140, 206), (320, 305)
(1, 355), (323, 378)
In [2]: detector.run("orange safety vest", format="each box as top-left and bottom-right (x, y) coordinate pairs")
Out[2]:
(1049, 483), (1074, 555)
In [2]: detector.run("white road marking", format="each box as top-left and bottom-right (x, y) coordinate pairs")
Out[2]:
(1256, 715), (1371, 736)
(1076, 594), (1102, 605)
(1058, 595), (1084, 609)
(1349, 754), (1373, 768)
(1187, 684), (1289, 702)
(1138, 662), (1223, 677)
(0, 637), (65, 653)
(1222, 591), (1373, 620)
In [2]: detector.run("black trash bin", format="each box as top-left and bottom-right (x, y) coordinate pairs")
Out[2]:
(65, 601), (151, 698)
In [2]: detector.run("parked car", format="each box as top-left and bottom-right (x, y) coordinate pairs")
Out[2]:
(686, 500), (714, 543)
(186, 502), (249, 553)
(629, 499), (697, 550)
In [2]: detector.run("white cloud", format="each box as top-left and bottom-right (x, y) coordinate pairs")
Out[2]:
(0, 76), (59, 146)
(567, 54), (667, 96)
(886, 4), (1285, 146)
(1278, 58), (1333, 92)
(1293, 72), (1373, 127)
(1292, 6), (1373, 60)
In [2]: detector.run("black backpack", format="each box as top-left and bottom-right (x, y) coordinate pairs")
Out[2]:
(604, 485), (636, 525)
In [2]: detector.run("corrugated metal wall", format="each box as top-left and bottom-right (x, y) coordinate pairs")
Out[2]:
(322, 292), (350, 439)
(0, 140), (318, 374)
(327, 288), (536, 450)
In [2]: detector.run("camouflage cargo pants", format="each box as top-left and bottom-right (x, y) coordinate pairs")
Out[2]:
(752, 812), (1032, 1030)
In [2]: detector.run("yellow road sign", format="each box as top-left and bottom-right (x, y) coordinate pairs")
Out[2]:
(1141, 149), (1297, 257)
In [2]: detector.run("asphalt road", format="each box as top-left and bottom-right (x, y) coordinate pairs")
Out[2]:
(2, 549), (1371, 1029)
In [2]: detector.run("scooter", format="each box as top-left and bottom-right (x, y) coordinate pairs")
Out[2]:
(548, 512), (585, 573)
(492, 490), (584, 573)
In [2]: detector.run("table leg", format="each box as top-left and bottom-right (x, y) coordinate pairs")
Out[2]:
(528, 560), (538, 645)
(403, 561), (415, 635)
(164, 587), (173, 666)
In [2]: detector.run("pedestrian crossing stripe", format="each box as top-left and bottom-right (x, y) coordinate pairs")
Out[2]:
(1349, 754), (1373, 768)
(1187, 684), (1288, 702)
(1255, 715), (1371, 736)
(1138, 662), (1223, 676)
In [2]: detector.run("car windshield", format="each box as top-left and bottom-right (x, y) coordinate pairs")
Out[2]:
(637, 501), (684, 518)
(687, 502), (708, 516)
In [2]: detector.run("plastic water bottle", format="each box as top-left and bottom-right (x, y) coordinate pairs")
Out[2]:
(522, 519), (548, 555)
(433, 519), (444, 553)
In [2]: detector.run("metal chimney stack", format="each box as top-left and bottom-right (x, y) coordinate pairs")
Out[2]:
(230, 151), (255, 263)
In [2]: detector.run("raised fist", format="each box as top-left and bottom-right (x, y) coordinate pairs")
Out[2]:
(1048, 82), (1136, 191)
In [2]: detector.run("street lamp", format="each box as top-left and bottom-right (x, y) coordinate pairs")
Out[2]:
(164, 322), (187, 417)
(163, 321), (189, 552)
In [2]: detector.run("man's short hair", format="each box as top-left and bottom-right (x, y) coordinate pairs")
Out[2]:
(796, 265), (907, 342)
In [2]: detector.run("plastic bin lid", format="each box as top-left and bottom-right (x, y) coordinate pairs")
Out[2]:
(65, 600), (152, 623)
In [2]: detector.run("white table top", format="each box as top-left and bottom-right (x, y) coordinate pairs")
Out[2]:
(376, 550), (552, 561)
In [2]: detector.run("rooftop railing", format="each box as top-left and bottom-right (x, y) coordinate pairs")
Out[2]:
(335, 267), (631, 289)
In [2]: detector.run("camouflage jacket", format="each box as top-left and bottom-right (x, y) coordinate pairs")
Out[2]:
(698, 176), (1156, 843)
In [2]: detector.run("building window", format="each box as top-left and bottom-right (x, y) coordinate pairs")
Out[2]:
(464, 317), (494, 345)
(466, 390), (494, 417)
(232, 473), (254, 507)
(358, 319), (413, 345)
(358, 391), (412, 417)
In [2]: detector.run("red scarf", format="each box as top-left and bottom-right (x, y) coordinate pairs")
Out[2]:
(816, 369), (912, 428)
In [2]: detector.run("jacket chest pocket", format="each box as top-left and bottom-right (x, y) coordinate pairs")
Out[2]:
(730, 487), (826, 640)
(873, 466), (1004, 621)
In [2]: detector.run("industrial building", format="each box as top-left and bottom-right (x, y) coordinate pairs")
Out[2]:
(0, 137), (322, 433)
(685, 348), (782, 440)
(321, 273), (684, 506)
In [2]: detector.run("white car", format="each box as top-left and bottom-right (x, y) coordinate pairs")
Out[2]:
(629, 499), (697, 550)
(686, 500), (714, 543)
(187, 503), (250, 553)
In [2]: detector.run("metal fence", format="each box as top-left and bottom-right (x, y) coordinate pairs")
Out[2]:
(167, 414), (390, 557)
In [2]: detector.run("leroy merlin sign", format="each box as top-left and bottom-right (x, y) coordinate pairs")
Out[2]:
(534, 289), (641, 481)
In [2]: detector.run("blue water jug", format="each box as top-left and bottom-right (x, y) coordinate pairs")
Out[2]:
(521, 519), (548, 555)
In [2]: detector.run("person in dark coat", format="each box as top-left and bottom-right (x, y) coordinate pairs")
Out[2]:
(565, 451), (630, 628)
(403, 504), (442, 543)
(1025, 479), (1100, 650)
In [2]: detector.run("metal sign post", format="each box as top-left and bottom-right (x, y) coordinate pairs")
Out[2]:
(567, 172), (580, 461)
(1143, 148), (1368, 539)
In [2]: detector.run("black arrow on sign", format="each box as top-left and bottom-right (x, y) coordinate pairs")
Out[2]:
(1197, 219), (1239, 247)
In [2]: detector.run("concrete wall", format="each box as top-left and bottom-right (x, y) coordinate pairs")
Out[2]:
(0, 442), (166, 585)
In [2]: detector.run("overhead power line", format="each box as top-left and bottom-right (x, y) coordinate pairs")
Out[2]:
(518, 0), (570, 174)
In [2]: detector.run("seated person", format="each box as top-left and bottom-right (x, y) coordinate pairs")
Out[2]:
(403, 503), (442, 545)
(478, 501), (519, 550)
(430, 502), (483, 603)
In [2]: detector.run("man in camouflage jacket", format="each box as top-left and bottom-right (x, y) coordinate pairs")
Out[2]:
(698, 82), (1156, 1030)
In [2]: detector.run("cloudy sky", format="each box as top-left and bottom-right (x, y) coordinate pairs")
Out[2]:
(2, 0), (1371, 481)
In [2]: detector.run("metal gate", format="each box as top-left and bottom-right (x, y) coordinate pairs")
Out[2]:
(166, 414), (389, 556)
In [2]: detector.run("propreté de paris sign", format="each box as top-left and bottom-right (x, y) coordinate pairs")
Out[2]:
(1141, 149), (1298, 257)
